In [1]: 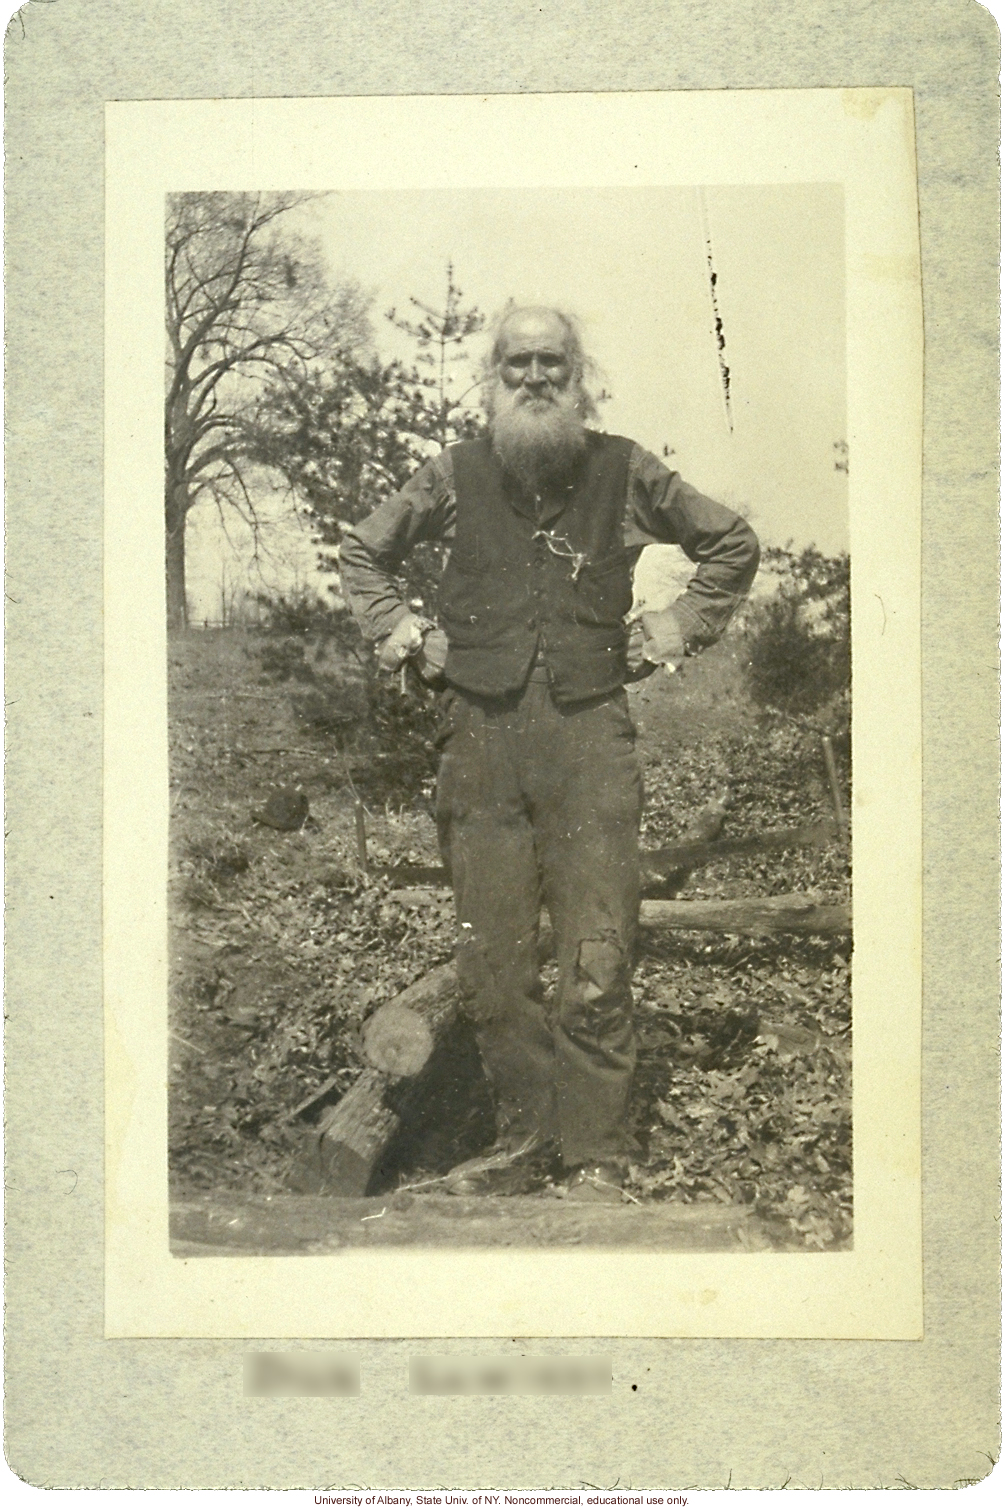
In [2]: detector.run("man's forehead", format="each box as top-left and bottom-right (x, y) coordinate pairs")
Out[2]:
(497, 308), (571, 356)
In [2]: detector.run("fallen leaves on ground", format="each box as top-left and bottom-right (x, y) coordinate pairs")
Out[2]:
(168, 629), (851, 1249)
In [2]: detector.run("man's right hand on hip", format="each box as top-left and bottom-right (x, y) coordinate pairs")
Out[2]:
(375, 611), (433, 672)
(414, 627), (448, 685)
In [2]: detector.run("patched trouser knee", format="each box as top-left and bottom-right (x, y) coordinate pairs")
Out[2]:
(563, 935), (633, 1059)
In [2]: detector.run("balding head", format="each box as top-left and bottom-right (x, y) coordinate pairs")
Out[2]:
(484, 304), (594, 492)
(489, 306), (586, 383)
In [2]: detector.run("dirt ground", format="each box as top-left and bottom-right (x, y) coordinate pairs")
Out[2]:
(168, 627), (852, 1250)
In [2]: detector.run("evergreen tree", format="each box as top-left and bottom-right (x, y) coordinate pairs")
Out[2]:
(250, 264), (487, 608)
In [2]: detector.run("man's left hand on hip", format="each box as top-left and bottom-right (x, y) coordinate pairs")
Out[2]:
(626, 607), (686, 673)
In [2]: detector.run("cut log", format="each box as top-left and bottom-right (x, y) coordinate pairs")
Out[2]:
(362, 1001), (435, 1077)
(291, 1068), (400, 1197)
(288, 958), (485, 1194)
(291, 933), (554, 1197)
(290, 972), (462, 1195)
(361, 928), (554, 1080)
(361, 959), (461, 1075)
(639, 894), (851, 936)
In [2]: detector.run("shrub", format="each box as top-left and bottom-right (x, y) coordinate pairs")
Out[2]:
(258, 636), (320, 684)
(743, 546), (850, 724)
(363, 671), (440, 806)
(254, 596), (438, 804)
(253, 588), (333, 637)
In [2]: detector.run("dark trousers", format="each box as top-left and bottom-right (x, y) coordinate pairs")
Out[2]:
(435, 669), (643, 1167)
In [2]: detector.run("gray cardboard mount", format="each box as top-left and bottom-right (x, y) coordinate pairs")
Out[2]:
(3, 0), (1000, 1490)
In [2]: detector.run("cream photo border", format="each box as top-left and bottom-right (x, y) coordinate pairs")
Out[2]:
(104, 89), (922, 1339)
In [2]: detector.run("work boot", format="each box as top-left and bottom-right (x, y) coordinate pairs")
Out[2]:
(564, 1161), (628, 1204)
(444, 1134), (559, 1196)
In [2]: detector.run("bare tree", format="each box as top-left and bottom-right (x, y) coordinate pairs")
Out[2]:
(164, 191), (370, 630)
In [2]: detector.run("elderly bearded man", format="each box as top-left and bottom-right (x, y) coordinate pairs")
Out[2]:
(339, 307), (759, 1202)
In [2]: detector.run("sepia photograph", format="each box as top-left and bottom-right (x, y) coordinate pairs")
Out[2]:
(163, 183), (852, 1256)
(101, 89), (922, 1340)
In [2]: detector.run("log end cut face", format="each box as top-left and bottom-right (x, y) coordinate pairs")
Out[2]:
(363, 1002), (435, 1077)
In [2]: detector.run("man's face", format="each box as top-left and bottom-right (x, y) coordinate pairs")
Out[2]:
(495, 310), (575, 411)
(488, 308), (587, 489)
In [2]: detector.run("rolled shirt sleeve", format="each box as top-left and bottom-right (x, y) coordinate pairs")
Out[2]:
(338, 451), (457, 642)
(624, 445), (760, 649)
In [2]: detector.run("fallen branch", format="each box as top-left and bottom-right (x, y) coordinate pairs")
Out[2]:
(376, 820), (839, 892)
(639, 894), (851, 936)
(643, 820), (838, 875)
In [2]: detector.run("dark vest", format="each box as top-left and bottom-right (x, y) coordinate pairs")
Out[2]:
(439, 433), (634, 703)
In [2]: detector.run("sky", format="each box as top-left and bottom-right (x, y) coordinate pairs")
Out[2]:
(187, 183), (847, 620)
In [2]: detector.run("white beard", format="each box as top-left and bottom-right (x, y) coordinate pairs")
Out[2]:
(488, 382), (588, 495)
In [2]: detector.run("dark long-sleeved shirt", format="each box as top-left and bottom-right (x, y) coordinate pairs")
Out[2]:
(339, 440), (759, 650)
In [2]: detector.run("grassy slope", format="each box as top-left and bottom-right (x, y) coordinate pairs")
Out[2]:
(169, 629), (851, 1249)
